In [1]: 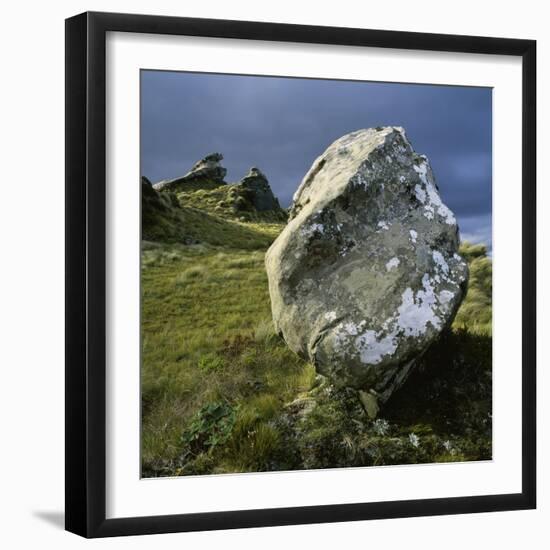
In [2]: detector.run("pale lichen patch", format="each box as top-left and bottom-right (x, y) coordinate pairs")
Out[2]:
(414, 184), (427, 204)
(386, 257), (400, 271)
(432, 251), (450, 275)
(396, 275), (441, 337)
(439, 289), (455, 305)
(414, 160), (456, 225)
(413, 161), (430, 185)
(356, 330), (398, 364)
(301, 222), (324, 238)
(333, 273), (444, 367)
(324, 311), (337, 322)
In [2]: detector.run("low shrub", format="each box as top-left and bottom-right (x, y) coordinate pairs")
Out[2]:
(181, 401), (238, 458)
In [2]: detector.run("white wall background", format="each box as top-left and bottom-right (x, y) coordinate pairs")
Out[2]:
(0, 1), (546, 548)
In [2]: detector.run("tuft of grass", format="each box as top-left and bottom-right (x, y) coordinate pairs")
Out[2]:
(253, 318), (278, 345)
(174, 265), (208, 285)
(453, 241), (492, 335)
(224, 396), (282, 471)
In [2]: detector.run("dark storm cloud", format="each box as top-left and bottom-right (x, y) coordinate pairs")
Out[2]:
(141, 70), (492, 247)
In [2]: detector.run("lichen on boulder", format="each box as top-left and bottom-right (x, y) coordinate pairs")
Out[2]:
(265, 127), (468, 407)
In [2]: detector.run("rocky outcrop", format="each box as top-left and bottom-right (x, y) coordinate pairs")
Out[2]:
(238, 167), (282, 212)
(142, 175), (190, 242)
(265, 127), (468, 409)
(153, 153), (227, 192)
(206, 167), (287, 222)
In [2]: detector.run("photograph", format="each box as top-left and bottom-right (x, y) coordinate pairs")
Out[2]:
(140, 70), (493, 478)
(0, 1), (541, 545)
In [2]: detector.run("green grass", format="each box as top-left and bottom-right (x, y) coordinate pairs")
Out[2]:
(143, 204), (281, 249)
(141, 184), (493, 476)
(177, 183), (288, 223)
(453, 242), (492, 335)
(141, 241), (316, 476)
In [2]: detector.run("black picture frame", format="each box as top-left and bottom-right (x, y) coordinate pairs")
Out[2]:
(65, 11), (537, 538)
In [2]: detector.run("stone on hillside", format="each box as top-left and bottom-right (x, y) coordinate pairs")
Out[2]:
(153, 153), (227, 191)
(265, 127), (468, 408)
(238, 167), (282, 212)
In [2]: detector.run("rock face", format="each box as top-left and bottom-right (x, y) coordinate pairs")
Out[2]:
(238, 167), (282, 212)
(265, 127), (468, 405)
(142, 174), (186, 242)
(153, 153), (227, 191)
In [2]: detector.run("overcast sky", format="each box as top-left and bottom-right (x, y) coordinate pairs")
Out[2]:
(141, 70), (492, 249)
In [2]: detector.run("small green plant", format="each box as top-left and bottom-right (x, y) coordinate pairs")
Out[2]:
(181, 401), (238, 456)
(198, 353), (224, 372)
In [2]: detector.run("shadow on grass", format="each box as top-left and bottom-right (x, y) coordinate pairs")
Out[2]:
(277, 328), (493, 471)
(384, 329), (492, 438)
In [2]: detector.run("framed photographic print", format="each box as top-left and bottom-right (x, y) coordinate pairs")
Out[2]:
(65, 11), (536, 538)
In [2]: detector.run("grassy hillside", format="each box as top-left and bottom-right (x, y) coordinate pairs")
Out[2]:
(142, 179), (281, 248)
(141, 236), (316, 475)
(176, 182), (288, 223)
(141, 185), (492, 476)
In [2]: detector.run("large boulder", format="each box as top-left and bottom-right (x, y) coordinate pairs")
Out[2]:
(265, 127), (468, 407)
(153, 153), (227, 191)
